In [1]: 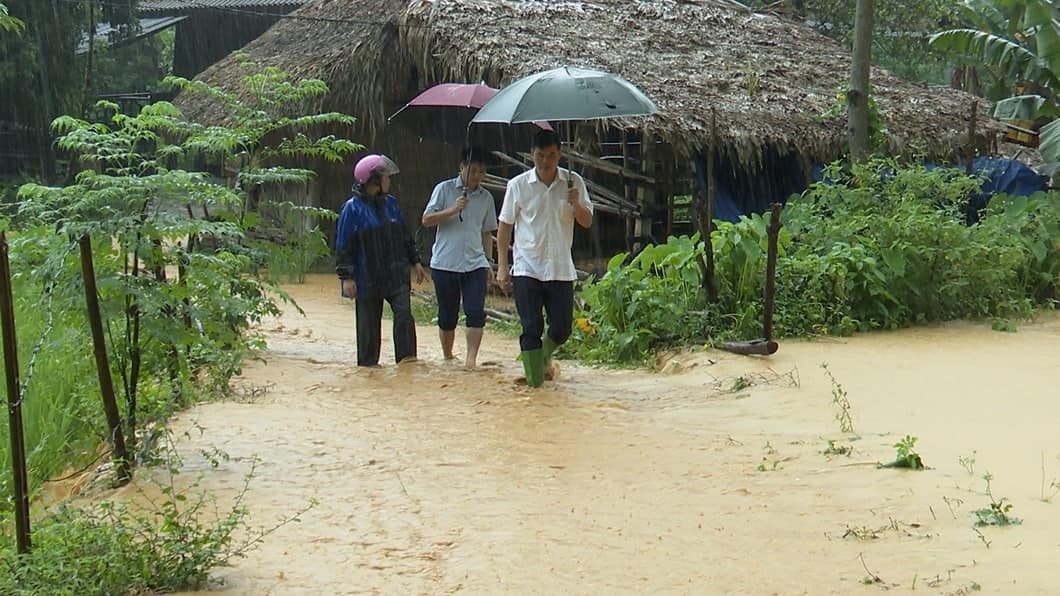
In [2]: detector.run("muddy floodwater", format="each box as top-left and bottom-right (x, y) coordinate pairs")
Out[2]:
(110, 274), (1059, 595)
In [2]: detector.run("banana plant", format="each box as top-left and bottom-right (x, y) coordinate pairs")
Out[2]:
(0, 2), (24, 34)
(930, 0), (1060, 161)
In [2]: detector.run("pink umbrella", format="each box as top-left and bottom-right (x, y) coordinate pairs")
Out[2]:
(403, 82), (500, 111)
(389, 82), (552, 130)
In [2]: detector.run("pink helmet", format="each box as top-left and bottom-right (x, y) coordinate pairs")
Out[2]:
(353, 154), (400, 184)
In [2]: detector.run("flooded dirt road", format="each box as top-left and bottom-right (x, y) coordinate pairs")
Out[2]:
(142, 274), (1058, 595)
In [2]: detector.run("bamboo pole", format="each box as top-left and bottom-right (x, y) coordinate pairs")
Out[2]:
(701, 109), (718, 300)
(0, 231), (32, 554)
(763, 202), (783, 341)
(79, 235), (131, 483)
(966, 100), (978, 176)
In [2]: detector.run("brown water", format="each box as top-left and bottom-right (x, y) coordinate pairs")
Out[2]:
(108, 274), (1059, 595)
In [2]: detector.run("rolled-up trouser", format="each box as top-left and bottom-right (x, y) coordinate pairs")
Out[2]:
(512, 276), (573, 352)
(355, 283), (416, 366)
(431, 267), (489, 330)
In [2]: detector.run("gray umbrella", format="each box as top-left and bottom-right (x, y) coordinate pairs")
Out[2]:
(471, 65), (658, 125)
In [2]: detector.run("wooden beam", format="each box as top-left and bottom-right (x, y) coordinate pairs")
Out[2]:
(563, 148), (656, 184)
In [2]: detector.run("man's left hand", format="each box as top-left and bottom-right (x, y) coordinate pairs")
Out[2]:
(413, 263), (427, 285)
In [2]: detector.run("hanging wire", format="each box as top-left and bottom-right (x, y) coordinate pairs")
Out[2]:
(12, 239), (80, 409)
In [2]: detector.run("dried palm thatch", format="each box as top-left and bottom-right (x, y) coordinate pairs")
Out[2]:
(176, 0), (1001, 170)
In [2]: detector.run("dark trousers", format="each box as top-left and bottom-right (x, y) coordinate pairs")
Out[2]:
(355, 284), (416, 366)
(512, 276), (573, 352)
(431, 267), (489, 330)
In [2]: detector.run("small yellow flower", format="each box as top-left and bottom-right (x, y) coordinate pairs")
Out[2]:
(575, 317), (595, 334)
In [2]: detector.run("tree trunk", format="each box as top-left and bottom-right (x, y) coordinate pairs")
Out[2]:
(848, 0), (874, 161)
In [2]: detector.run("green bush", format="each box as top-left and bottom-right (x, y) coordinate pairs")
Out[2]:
(0, 452), (310, 595)
(572, 159), (1059, 364)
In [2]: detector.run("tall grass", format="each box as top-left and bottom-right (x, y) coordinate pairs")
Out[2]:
(0, 274), (104, 509)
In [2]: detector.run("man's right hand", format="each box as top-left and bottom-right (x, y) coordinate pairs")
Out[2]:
(495, 267), (511, 294)
(453, 195), (468, 214)
(341, 279), (357, 298)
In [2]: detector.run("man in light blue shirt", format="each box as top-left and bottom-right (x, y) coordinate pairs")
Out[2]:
(421, 147), (498, 369)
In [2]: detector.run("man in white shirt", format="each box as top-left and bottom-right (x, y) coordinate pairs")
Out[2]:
(496, 130), (593, 387)
(421, 147), (497, 369)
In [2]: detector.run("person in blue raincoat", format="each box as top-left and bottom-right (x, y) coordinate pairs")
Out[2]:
(335, 154), (427, 367)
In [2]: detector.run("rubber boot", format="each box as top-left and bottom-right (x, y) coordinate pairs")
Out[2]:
(542, 336), (559, 381)
(521, 349), (545, 388)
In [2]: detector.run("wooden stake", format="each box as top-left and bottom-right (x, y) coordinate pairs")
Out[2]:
(0, 231), (32, 553)
(79, 234), (131, 484)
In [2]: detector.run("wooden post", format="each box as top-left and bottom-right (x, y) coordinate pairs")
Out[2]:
(702, 109), (718, 300)
(763, 203), (783, 341)
(634, 132), (656, 250)
(0, 232), (32, 554)
(79, 235), (131, 483)
(622, 130), (634, 251)
(966, 100), (978, 176)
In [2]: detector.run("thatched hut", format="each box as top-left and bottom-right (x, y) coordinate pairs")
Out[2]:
(177, 0), (1002, 259)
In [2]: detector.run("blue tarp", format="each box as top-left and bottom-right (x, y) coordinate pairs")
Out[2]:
(695, 153), (1048, 226)
(930, 157), (1048, 223)
(968, 156), (1048, 198)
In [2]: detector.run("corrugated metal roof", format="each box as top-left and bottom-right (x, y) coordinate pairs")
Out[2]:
(77, 16), (186, 54)
(139, 0), (306, 13)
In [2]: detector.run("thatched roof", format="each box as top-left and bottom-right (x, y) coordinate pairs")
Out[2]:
(177, 0), (1002, 169)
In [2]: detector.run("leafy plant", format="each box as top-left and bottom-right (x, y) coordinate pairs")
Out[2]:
(973, 472), (1021, 526)
(823, 439), (854, 457)
(930, 0), (1060, 164)
(821, 363), (855, 434)
(572, 158), (1058, 366)
(0, 2), (24, 34)
(818, 87), (889, 153)
(2, 60), (357, 505)
(757, 442), (783, 472)
(974, 499), (1018, 526)
(879, 435), (925, 469)
(0, 445), (314, 594)
(959, 451), (977, 475)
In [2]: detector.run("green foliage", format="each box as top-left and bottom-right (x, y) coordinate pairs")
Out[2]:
(573, 235), (712, 363)
(879, 435), (925, 469)
(0, 447), (314, 595)
(0, 2), (24, 34)
(822, 363), (855, 434)
(929, 1), (1060, 164)
(973, 472), (1021, 525)
(89, 28), (175, 98)
(1, 62), (358, 518)
(818, 87), (889, 153)
(748, 0), (958, 84)
(572, 158), (1059, 364)
(931, 0), (1060, 102)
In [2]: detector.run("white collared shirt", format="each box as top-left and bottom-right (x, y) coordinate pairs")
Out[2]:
(498, 167), (592, 281)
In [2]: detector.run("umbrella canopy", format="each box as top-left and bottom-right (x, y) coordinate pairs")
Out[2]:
(472, 66), (659, 125)
(388, 82), (498, 119)
(389, 82), (552, 129)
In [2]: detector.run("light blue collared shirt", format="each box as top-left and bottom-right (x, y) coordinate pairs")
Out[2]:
(423, 176), (498, 272)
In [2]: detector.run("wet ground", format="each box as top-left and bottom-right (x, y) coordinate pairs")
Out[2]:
(118, 274), (1058, 595)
